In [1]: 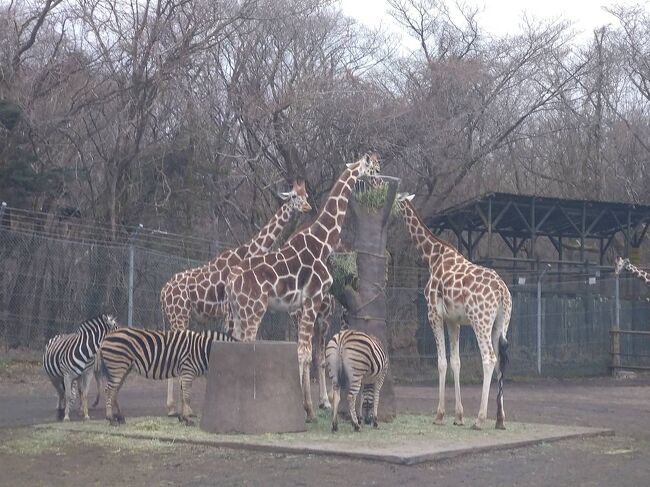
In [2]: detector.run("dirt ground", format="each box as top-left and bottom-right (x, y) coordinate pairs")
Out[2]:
(1, 361), (649, 487)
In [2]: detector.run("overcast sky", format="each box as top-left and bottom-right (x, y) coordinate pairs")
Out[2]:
(340, 0), (638, 44)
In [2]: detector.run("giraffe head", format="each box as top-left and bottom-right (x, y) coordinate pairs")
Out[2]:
(346, 152), (381, 177)
(395, 192), (415, 212)
(279, 180), (312, 213)
(614, 256), (629, 275)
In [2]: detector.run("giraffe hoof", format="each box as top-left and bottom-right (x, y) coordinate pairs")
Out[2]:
(167, 411), (179, 418)
(495, 422), (506, 430)
(453, 418), (465, 426)
(433, 417), (445, 426)
(319, 402), (332, 410)
(331, 424), (338, 433)
(116, 415), (126, 424)
(353, 424), (361, 432)
(471, 423), (483, 431)
(57, 409), (65, 421)
(373, 420), (379, 429)
(183, 418), (195, 427)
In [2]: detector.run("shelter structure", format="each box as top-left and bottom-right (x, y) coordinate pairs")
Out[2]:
(426, 192), (650, 276)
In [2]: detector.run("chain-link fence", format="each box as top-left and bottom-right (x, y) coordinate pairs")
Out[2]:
(2, 215), (650, 380)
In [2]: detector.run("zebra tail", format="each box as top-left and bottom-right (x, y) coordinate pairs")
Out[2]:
(337, 354), (348, 390)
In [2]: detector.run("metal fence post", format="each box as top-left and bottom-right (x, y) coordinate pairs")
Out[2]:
(537, 265), (550, 375)
(128, 224), (143, 327)
(612, 273), (621, 375)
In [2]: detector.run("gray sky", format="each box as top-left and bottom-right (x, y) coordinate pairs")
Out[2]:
(341, 0), (638, 43)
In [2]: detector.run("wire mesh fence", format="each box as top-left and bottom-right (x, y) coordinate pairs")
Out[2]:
(1, 211), (650, 380)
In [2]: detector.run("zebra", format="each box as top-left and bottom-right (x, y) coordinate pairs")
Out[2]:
(42, 314), (119, 421)
(95, 328), (237, 426)
(325, 328), (389, 432)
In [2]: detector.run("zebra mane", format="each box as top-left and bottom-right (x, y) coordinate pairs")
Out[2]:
(77, 314), (119, 334)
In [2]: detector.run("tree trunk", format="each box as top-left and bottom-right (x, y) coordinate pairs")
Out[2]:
(343, 177), (399, 421)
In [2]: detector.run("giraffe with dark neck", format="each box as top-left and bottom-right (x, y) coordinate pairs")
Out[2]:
(396, 193), (512, 430)
(615, 256), (650, 284)
(160, 181), (311, 415)
(226, 154), (380, 420)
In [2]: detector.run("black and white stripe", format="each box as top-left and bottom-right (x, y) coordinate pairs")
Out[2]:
(96, 328), (237, 425)
(325, 329), (389, 432)
(42, 314), (118, 421)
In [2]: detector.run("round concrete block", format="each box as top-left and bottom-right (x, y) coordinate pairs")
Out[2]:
(200, 341), (307, 434)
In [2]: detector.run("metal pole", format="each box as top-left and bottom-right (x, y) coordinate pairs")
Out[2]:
(128, 224), (143, 327)
(612, 273), (621, 374)
(537, 264), (550, 375)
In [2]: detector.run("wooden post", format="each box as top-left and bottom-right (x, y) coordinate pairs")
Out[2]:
(611, 273), (621, 374)
(343, 176), (399, 421)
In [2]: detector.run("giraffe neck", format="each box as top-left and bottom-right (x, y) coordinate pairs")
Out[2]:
(302, 165), (361, 256)
(401, 200), (462, 268)
(240, 203), (294, 259)
(626, 262), (650, 284)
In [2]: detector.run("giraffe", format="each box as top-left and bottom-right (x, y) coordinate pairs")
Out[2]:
(395, 193), (512, 430)
(225, 153), (380, 420)
(289, 292), (337, 410)
(615, 256), (650, 284)
(160, 180), (311, 415)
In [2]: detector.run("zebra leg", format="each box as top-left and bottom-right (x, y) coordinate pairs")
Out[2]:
(372, 372), (387, 428)
(91, 366), (102, 409)
(362, 384), (374, 425)
(79, 370), (92, 420)
(331, 385), (341, 432)
(347, 387), (362, 432)
(63, 375), (74, 421)
(179, 374), (195, 426)
(49, 377), (66, 421)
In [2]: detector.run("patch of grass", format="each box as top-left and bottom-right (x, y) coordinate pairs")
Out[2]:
(36, 412), (555, 452)
(1, 424), (175, 456)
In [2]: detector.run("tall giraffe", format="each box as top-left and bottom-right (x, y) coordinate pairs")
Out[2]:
(160, 181), (311, 415)
(396, 194), (512, 430)
(615, 256), (650, 284)
(225, 153), (380, 420)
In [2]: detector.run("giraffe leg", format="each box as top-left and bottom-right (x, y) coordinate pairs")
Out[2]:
(297, 300), (319, 422)
(428, 304), (447, 425)
(317, 316), (332, 409)
(472, 324), (497, 430)
(447, 321), (464, 426)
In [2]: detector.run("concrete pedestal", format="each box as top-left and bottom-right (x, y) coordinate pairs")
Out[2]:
(200, 341), (307, 434)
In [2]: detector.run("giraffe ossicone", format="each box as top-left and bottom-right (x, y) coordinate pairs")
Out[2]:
(225, 153), (380, 421)
(159, 180), (311, 416)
